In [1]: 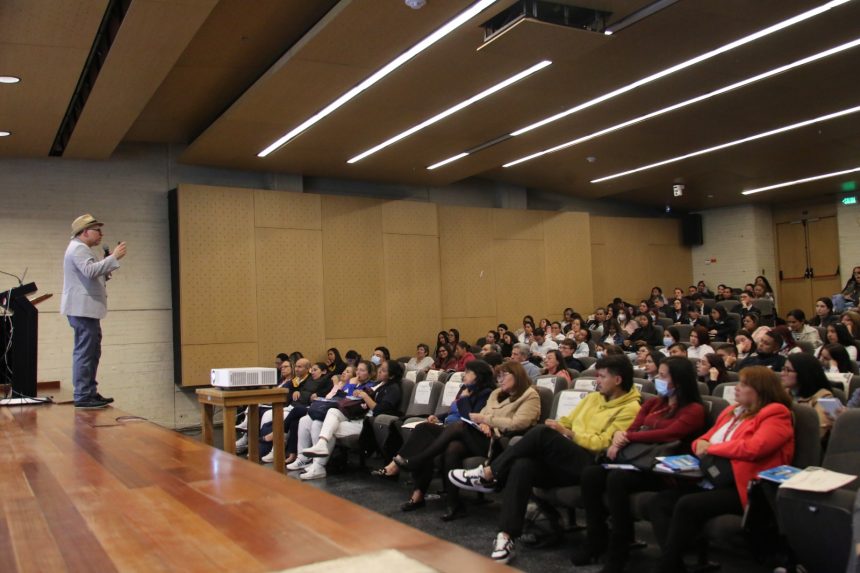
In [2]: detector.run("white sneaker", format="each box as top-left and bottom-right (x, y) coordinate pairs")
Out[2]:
(299, 465), (327, 480)
(448, 465), (495, 493)
(261, 450), (275, 463)
(235, 434), (249, 453)
(286, 457), (312, 471)
(302, 440), (330, 458)
(491, 532), (514, 563)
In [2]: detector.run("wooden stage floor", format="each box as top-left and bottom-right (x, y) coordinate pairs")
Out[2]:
(0, 403), (510, 572)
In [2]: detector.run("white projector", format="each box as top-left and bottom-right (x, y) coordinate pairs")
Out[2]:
(210, 367), (278, 388)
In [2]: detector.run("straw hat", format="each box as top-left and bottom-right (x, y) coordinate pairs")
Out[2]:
(70, 214), (103, 238)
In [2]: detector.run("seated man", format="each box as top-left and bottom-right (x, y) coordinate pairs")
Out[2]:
(667, 342), (688, 357)
(510, 342), (541, 382)
(448, 355), (641, 564)
(529, 327), (558, 359)
(549, 321), (566, 342)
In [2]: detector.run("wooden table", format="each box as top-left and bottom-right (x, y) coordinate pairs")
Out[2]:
(195, 386), (288, 472)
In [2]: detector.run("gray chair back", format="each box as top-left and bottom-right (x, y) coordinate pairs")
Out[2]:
(535, 385), (554, 423)
(396, 356), (411, 364)
(725, 370), (740, 382)
(791, 403), (822, 469)
(640, 391), (658, 403)
(697, 381), (710, 397)
(535, 375), (568, 395)
(578, 356), (597, 369)
(398, 379), (415, 415)
(435, 379), (462, 416)
(833, 387), (847, 404)
(823, 410), (860, 489)
(716, 300), (741, 314)
(567, 368), (580, 380)
(712, 382), (738, 403)
(752, 299), (775, 320)
(726, 312), (741, 327)
(797, 341), (816, 354)
(675, 324), (693, 342)
(701, 395), (730, 430)
(658, 317), (673, 329)
(850, 375), (860, 399)
(653, 324), (664, 340)
(703, 298), (716, 309)
(403, 380), (443, 417)
(633, 369), (646, 379)
(550, 389), (591, 419)
(638, 380), (656, 394)
(711, 341), (732, 351)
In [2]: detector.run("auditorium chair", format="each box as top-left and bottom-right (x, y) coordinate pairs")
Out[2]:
(797, 341), (817, 354)
(712, 382), (739, 403)
(675, 324), (693, 342)
(535, 375), (568, 395)
(658, 317), (674, 329)
(716, 300), (741, 314)
(371, 379), (443, 455)
(752, 299), (775, 325)
(578, 356), (597, 370)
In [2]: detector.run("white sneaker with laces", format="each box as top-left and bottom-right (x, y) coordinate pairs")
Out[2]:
(299, 464), (327, 480)
(286, 457), (312, 471)
(491, 532), (514, 563)
(261, 450), (275, 463)
(302, 440), (330, 458)
(235, 434), (249, 452)
(448, 465), (495, 493)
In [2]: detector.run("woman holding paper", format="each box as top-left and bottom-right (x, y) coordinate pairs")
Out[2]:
(371, 360), (499, 519)
(780, 353), (835, 439)
(575, 357), (706, 572)
(649, 366), (794, 573)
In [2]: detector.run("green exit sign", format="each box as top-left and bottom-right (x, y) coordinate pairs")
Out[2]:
(842, 180), (857, 192)
(843, 196), (858, 205)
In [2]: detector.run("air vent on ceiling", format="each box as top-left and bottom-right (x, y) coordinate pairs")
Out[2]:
(480, 0), (611, 44)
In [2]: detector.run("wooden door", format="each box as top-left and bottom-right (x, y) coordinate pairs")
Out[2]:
(808, 216), (842, 301)
(777, 221), (811, 314)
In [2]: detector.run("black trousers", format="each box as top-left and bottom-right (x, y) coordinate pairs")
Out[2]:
(580, 465), (665, 558)
(489, 425), (595, 537)
(401, 421), (490, 509)
(648, 485), (743, 571)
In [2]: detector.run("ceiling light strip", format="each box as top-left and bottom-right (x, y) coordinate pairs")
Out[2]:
(348, 60), (551, 164)
(742, 166), (860, 195)
(257, 0), (501, 158)
(590, 104), (860, 183)
(428, 152), (470, 170)
(504, 36), (860, 168)
(426, 0), (852, 170)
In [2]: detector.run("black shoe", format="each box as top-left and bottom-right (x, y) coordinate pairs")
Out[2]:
(371, 467), (399, 481)
(440, 504), (467, 522)
(392, 455), (411, 470)
(75, 398), (110, 409)
(571, 543), (605, 566)
(96, 393), (114, 404)
(400, 498), (426, 512)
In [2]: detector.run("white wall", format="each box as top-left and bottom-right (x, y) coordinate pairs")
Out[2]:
(691, 205), (777, 290)
(838, 199), (860, 285)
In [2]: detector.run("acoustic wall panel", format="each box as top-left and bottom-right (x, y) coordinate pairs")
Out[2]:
(182, 342), (258, 387)
(543, 212), (593, 316)
(255, 227), (325, 364)
(438, 206), (496, 319)
(177, 184), (257, 346)
(383, 233), (442, 358)
(493, 239), (546, 329)
(321, 196), (386, 339)
(382, 200), (438, 236)
(254, 189), (321, 230)
(493, 208), (545, 241)
(441, 316), (497, 347)
(325, 338), (389, 361)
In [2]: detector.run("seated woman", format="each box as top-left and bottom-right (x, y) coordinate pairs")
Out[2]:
(771, 325), (802, 357)
(406, 343), (435, 372)
(810, 297), (838, 328)
(833, 266), (860, 312)
(754, 275), (776, 301)
(716, 344), (739, 373)
(707, 306), (736, 343)
(661, 327), (681, 356)
(435, 331), (449, 356)
(290, 360), (385, 480)
(235, 360), (296, 453)
(518, 320), (536, 345)
(686, 326), (715, 360)
(602, 319), (625, 346)
(648, 366), (794, 573)
(817, 324), (859, 361)
(651, 287), (668, 306)
(617, 310), (637, 337)
(625, 313), (662, 349)
(372, 360), (496, 516)
(261, 361), (333, 463)
(785, 309), (823, 349)
(447, 355), (641, 564)
(643, 349), (663, 381)
(781, 353), (834, 439)
(741, 312), (770, 346)
(738, 330), (786, 372)
(447, 328), (460, 347)
(841, 310), (860, 337)
(696, 353), (728, 393)
(434, 343), (457, 371)
(634, 344), (653, 368)
(500, 331), (517, 358)
(325, 348), (347, 375)
(733, 329), (756, 364)
(386, 362), (539, 520)
(577, 357), (706, 572)
(669, 299), (687, 324)
(820, 343), (859, 375)
(543, 349), (572, 385)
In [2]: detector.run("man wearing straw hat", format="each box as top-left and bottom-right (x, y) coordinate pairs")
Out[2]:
(61, 214), (127, 409)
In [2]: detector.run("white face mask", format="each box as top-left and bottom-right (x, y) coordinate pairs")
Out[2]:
(618, 314), (626, 322)
(371, 355), (382, 365)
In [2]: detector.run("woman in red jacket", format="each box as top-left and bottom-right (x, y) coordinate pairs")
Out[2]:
(576, 356), (706, 572)
(648, 366), (794, 573)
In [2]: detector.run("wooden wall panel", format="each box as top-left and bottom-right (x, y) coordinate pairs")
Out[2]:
(494, 239), (547, 328)
(590, 216), (692, 304)
(383, 233), (442, 358)
(324, 338), (389, 362)
(255, 227), (325, 365)
(543, 212), (593, 317)
(254, 189), (321, 230)
(181, 343), (258, 387)
(382, 201), (438, 236)
(321, 196), (386, 339)
(493, 209), (545, 241)
(442, 316), (497, 347)
(178, 184), (257, 345)
(438, 206), (496, 318)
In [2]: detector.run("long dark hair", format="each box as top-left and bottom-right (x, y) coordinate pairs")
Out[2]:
(544, 349), (566, 375)
(786, 353), (831, 399)
(700, 353), (728, 386)
(771, 325), (797, 352)
(435, 331), (449, 353)
(823, 343), (856, 374)
(829, 324), (859, 354)
(755, 275), (774, 294)
(464, 360), (496, 394)
(383, 360), (404, 385)
(662, 356), (703, 411)
(326, 347), (346, 373)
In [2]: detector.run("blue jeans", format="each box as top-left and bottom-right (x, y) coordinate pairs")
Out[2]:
(68, 316), (102, 402)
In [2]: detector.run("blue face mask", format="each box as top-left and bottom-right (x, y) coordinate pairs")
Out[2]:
(663, 337), (674, 347)
(654, 378), (672, 397)
(596, 351), (605, 359)
(371, 355), (382, 365)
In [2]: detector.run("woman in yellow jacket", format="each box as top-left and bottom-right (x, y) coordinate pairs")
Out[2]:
(449, 355), (641, 564)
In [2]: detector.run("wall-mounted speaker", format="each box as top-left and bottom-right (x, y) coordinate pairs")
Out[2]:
(681, 214), (703, 246)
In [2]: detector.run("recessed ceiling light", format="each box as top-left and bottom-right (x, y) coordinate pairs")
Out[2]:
(348, 60), (550, 164)
(0, 131), (11, 137)
(0, 76), (20, 84)
(503, 36), (860, 168)
(742, 166), (860, 195)
(257, 0), (501, 158)
(590, 103), (860, 184)
(426, 0), (852, 170)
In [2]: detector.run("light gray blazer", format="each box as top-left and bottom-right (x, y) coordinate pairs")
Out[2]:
(60, 239), (120, 319)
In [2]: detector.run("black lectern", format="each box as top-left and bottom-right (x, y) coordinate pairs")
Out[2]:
(0, 282), (39, 398)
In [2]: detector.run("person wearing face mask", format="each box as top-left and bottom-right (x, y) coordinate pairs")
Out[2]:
(616, 310), (637, 336)
(738, 330), (786, 372)
(576, 357), (705, 572)
(649, 367), (794, 573)
(660, 327), (681, 356)
(371, 346), (390, 367)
